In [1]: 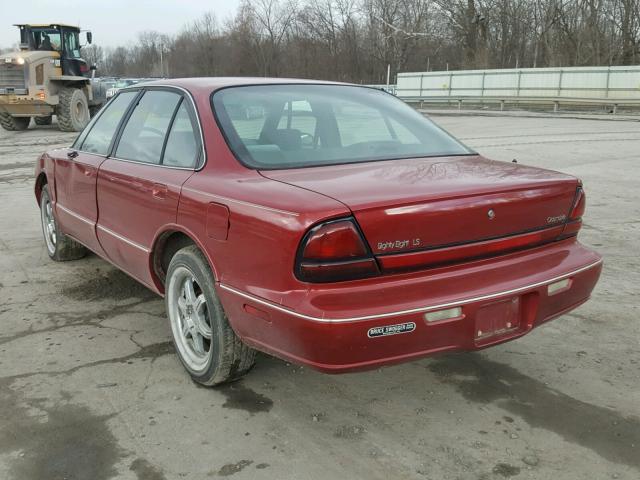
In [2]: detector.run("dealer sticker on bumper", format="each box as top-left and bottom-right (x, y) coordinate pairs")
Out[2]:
(367, 322), (416, 338)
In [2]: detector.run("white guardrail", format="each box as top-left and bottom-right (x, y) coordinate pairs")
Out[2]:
(396, 66), (640, 112)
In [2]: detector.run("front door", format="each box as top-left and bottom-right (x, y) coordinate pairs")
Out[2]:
(96, 89), (201, 289)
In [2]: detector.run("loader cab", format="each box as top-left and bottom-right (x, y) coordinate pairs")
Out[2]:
(16, 24), (92, 77)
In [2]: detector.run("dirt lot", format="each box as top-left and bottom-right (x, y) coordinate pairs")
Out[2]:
(0, 113), (638, 480)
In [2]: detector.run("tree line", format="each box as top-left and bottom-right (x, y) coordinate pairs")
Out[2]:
(81, 0), (640, 83)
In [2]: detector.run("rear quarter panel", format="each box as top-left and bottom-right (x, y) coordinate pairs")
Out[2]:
(178, 169), (348, 306)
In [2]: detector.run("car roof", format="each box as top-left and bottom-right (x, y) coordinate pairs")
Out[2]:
(132, 77), (349, 94)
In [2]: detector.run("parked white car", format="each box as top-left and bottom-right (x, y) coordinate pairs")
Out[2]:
(106, 78), (141, 98)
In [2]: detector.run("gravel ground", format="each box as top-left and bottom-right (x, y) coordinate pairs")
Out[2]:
(0, 113), (638, 480)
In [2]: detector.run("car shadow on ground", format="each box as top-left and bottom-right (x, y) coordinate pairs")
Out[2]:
(25, 260), (640, 476)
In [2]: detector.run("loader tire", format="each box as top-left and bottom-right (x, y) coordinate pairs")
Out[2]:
(0, 112), (30, 131)
(57, 87), (90, 132)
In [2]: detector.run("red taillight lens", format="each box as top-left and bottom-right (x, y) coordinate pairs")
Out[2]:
(302, 220), (367, 260)
(570, 187), (586, 220)
(563, 186), (586, 238)
(297, 219), (379, 282)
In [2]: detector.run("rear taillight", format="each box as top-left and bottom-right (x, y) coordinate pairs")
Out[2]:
(563, 186), (586, 238)
(570, 187), (585, 220)
(296, 218), (379, 282)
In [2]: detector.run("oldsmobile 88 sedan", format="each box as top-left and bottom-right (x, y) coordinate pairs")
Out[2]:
(34, 78), (602, 385)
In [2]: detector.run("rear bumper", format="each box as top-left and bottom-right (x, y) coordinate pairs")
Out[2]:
(218, 238), (602, 372)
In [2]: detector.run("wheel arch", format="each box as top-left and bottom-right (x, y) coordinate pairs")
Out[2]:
(34, 153), (54, 205)
(149, 225), (219, 294)
(34, 170), (49, 205)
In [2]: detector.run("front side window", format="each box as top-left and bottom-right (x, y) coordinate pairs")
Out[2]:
(212, 85), (472, 169)
(115, 90), (181, 164)
(62, 29), (81, 58)
(79, 91), (137, 155)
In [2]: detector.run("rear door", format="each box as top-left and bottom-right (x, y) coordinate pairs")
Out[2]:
(52, 90), (138, 255)
(96, 88), (201, 288)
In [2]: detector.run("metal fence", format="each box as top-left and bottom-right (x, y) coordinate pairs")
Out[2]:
(396, 66), (640, 111)
(364, 84), (397, 95)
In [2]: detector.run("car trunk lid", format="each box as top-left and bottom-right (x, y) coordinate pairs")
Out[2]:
(261, 155), (579, 268)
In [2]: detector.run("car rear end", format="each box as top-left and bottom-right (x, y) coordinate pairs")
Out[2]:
(219, 182), (600, 373)
(220, 242), (601, 372)
(211, 82), (602, 372)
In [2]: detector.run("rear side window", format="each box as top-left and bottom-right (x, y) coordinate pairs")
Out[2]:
(115, 90), (181, 164)
(163, 102), (199, 168)
(80, 91), (137, 155)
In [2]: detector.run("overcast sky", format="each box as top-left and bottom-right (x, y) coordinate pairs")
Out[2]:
(1, 0), (242, 48)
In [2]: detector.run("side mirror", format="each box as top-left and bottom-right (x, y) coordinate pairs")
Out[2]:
(86, 31), (92, 44)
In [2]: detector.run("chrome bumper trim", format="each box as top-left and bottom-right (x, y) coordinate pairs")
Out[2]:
(219, 259), (603, 324)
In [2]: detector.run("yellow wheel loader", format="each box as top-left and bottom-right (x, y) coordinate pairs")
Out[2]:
(0, 24), (105, 132)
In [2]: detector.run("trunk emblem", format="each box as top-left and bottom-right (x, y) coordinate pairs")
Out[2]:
(487, 209), (496, 220)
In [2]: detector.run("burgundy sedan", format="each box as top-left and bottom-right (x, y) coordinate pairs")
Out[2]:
(34, 78), (602, 385)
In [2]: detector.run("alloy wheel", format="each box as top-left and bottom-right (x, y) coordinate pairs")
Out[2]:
(167, 266), (213, 372)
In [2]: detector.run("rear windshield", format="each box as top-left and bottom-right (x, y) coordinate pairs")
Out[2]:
(212, 84), (473, 169)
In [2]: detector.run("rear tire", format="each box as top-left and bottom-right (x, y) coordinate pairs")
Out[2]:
(165, 245), (256, 386)
(34, 115), (53, 126)
(0, 112), (30, 131)
(40, 185), (87, 261)
(57, 87), (90, 132)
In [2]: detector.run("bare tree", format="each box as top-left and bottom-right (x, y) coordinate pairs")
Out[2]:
(93, 0), (640, 81)
(243, 0), (299, 76)
(82, 44), (104, 69)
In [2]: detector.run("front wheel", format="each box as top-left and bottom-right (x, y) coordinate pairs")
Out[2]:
(40, 185), (87, 261)
(165, 245), (256, 386)
(57, 87), (90, 132)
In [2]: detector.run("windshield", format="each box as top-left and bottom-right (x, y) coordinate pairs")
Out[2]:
(30, 28), (61, 52)
(212, 84), (473, 169)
